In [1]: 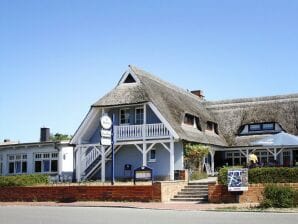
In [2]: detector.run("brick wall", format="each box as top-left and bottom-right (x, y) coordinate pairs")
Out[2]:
(0, 184), (162, 202)
(208, 183), (298, 203)
(159, 181), (188, 202)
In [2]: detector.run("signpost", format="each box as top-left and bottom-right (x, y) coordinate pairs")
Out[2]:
(227, 168), (248, 192)
(134, 166), (153, 185)
(100, 114), (115, 185)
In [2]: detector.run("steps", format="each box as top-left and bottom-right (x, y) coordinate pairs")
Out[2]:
(171, 182), (209, 203)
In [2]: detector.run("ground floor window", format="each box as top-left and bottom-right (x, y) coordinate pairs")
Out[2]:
(34, 152), (58, 173)
(148, 149), (156, 162)
(225, 152), (246, 166)
(7, 154), (27, 174)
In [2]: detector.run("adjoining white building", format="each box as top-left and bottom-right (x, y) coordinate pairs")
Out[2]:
(0, 128), (73, 178)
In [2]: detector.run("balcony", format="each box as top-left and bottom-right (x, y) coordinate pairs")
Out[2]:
(114, 123), (170, 141)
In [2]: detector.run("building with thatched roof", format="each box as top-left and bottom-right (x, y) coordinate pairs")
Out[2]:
(71, 65), (298, 182)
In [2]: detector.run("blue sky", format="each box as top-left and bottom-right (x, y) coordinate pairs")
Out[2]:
(0, 0), (298, 142)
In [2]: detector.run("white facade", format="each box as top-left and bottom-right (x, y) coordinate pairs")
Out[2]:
(0, 141), (73, 178)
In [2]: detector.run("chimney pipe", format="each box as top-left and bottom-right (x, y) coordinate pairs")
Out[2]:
(191, 90), (205, 100)
(40, 127), (50, 142)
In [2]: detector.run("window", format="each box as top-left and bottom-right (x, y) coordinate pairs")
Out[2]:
(184, 114), (195, 126)
(135, 108), (144, 124)
(123, 74), (136, 83)
(183, 114), (202, 130)
(7, 154), (27, 175)
(34, 152), (58, 173)
(206, 121), (219, 134)
(120, 109), (130, 125)
(206, 121), (213, 131)
(149, 149), (156, 162)
(248, 123), (275, 132)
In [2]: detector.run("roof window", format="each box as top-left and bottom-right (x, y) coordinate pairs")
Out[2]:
(123, 74), (136, 83)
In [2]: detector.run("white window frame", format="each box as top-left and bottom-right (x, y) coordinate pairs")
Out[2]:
(119, 108), (131, 125)
(7, 154), (27, 175)
(34, 152), (58, 174)
(148, 149), (156, 162)
(135, 107), (144, 125)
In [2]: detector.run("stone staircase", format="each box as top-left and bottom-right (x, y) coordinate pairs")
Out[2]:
(171, 182), (209, 202)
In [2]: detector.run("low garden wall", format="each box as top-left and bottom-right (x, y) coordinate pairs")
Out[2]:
(0, 185), (161, 202)
(208, 183), (298, 203)
(0, 181), (187, 202)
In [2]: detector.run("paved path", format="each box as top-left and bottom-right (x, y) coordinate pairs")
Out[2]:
(0, 206), (297, 224)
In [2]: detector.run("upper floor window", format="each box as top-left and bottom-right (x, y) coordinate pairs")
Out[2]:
(184, 114), (195, 126)
(120, 109), (130, 125)
(183, 114), (202, 131)
(248, 123), (275, 132)
(239, 122), (278, 135)
(135, 108), (144, 124)
(123, 73), (136, 83)
(206, 121), (219, 135)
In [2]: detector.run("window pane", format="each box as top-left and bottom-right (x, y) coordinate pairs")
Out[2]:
(262, 123), (274, 130)
(184, 114), (194, 126)
(22, 162), (27, 173)
(120, 109), (130, 124)
(207, 121), (213, 131)
(15, 161), (21, 173)
(51, 160), (58, 172)
(35, 161), (42, 172)
(135, 108), (144, 124)
(43, 160), (50, 172)
(9, 162), (14, 174)
(249, 124), (261, 131)
(150, 150), (156, 160)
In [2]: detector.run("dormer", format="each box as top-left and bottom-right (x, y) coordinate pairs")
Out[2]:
(238, 122), (283, 135)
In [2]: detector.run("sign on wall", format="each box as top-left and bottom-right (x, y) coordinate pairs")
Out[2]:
(100, 115), (112, 146)
(227, 168), (248, 192)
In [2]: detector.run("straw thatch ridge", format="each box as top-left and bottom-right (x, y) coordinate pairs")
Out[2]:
(204, 94), (298, 146)
(93, 65), (227, 146)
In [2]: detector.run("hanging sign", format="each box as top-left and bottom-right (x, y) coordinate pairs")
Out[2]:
(100, 115), (112, 130)
(100, 115), (112, 146)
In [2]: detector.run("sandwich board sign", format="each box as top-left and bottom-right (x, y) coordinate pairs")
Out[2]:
(227, 168), (248, 192)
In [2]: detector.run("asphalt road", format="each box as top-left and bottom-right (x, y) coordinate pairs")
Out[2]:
(0, 206), (297, 224)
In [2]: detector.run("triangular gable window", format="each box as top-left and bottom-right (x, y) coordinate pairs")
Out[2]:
(123, 73), (136, 83)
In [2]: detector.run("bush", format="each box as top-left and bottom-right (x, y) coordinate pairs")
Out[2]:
(0, 174), (49, 187)
(261, 185), (297, 208)
(218, 167), (298, 185)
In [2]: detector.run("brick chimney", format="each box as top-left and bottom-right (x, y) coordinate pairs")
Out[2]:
(191, 90), (205, 100)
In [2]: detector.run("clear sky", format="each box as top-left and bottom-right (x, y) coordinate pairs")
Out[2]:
(1, 0), (298, 143)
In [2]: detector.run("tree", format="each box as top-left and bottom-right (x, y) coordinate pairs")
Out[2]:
(50, 133), (72, 141)
(184, 143), (209, 172)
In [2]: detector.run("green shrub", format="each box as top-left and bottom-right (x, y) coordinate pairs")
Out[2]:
(261, 185), (297, 208)
(190, 171), (208, 181)
(218, 167), (298, 185)
(0, 174), (49, 187)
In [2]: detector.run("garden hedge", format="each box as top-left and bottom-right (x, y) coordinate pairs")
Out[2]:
(261, 185), (298, 208)
(0, 174), (49, 187)
(218, 167), (298, 185)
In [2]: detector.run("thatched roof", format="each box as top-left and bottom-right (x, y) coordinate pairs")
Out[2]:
(92, 65), (227, 146)
(204, 94), (298, 146)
